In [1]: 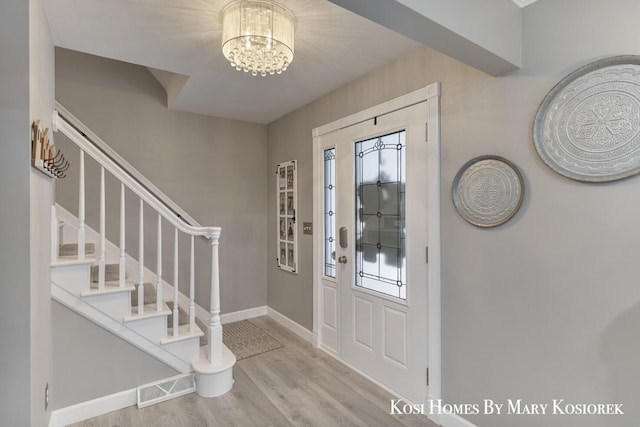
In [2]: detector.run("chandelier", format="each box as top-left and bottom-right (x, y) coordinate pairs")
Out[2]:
(220, 0), (296, 77)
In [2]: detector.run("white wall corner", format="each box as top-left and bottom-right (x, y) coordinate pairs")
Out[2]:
(220, 306), (267, 324)
(266, 306), (315, 344)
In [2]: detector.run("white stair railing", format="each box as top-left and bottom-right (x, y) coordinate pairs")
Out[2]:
(173, 229), (180, 337)
(139, 200), (145, 315)
(78, 151), (86, 260)
(98, 166), (106, 289)
(156, 214), (163, 314)
(119, 183), (126, 288)
(208, 229), (222, 364)
(189, 235), (196, 333)
(52, 107), (223, 366)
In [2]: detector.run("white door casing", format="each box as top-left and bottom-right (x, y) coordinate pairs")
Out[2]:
(312, 83), (442, 411)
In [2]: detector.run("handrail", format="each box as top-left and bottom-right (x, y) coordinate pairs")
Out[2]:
(53, 101), (203, 230)
(53, 109), (219, 240)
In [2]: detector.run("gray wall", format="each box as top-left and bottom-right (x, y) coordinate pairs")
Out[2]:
(51, 301), (178, 409)
(267, 36), (488, 332)
(267, 0), (640, 426)
(29, 0), (55, 425)
(0, 1), (32, 425)
(54, 48), (268, 314)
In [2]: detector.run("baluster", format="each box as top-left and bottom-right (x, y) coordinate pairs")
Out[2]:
(189, 235), (195, 333)
(156, 214), (163, 313)
(208, 229), (222, 364)
(78, 150), (85, 260)
(51, 205), (58, 261)
(138, 200), (144, 315)
(173, 228), (179, 337)
(98, 167), (106, 290)
(119, 183), (126, 288)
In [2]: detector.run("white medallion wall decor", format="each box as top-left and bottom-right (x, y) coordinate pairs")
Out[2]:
(452, 155), (524, 227)
(534, 55), (640, 182)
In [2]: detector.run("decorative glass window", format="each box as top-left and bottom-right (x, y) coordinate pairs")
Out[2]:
(277, 160), (297, 273)
(323, 148), (336, 278)
(355, 131), (406, 299)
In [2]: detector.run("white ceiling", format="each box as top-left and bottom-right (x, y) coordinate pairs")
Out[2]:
(43, 0), (538, 124)
(43, 0), (421, 124)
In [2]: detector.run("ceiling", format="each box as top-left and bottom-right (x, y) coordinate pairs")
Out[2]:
(43, 0), (423, 124)
(511, 0), (540, 6)
(43, 0), (537, 124)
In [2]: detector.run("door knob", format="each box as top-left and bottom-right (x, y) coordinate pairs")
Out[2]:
(338, 256), (347, 264)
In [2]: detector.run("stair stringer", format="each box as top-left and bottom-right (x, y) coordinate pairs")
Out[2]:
(52, 280), (193, 373)
(56, 204), (211, 322)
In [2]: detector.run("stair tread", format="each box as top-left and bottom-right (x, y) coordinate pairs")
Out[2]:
(52, 257), (95, 267)
(83, 281), (135, 297)
(124, 303), (171, 322)
(89, 279), (132, 289)
(162, 324), (204, 345)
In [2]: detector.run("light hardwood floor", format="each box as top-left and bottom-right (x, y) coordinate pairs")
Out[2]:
(70, 316), (438, 427)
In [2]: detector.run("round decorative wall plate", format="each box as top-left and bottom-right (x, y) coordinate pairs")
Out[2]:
(534, 55), (640, 182)
(452, 155), (524, 228)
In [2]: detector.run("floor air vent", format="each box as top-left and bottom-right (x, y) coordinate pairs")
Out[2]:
(137, 373), (196, 408)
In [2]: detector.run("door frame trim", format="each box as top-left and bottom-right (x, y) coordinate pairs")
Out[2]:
(312, 83), (442, 410)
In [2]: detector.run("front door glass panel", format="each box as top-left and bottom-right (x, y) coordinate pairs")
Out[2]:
(354, 131), (406, 299)
(323, 148), (337, 278)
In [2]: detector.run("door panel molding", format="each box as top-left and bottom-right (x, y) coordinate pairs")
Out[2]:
(353, 296), (374, 351)
(382, 305), (408, 368)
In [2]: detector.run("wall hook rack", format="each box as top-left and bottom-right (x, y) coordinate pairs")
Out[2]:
(32, 119), (67, 179)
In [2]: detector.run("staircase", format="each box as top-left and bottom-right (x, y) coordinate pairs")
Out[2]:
(50, 105), (235, 399)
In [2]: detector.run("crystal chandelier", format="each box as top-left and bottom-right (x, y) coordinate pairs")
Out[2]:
(220, 0), (295, 77)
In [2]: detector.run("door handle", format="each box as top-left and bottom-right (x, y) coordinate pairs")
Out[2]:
(339, 226), (348, 248)
(338, 256), (347, 264)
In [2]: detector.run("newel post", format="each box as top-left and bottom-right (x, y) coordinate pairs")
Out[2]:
(208, 228), (222, 365)
(191, 226), (234, 398)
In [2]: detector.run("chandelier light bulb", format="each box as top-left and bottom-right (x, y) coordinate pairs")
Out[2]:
(221, 0), (295, 77)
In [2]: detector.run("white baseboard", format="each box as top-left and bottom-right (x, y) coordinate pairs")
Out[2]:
(47, 307), (474, 427)
(424, 394), (478, 427)
(440, 412), (478, 427)
(221, 306), (267, 324)
(49, 388), (136, 427)
(266, 307), (315, 343)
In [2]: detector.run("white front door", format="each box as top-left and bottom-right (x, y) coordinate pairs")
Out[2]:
(316, 100), (429, 404)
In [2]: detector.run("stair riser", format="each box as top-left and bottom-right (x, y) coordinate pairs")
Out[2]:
(131, 284), (157, 306)
(167, 309), (190, 328)
(59, 243), (95, 257)
(83, 292), (130, 320)
(52, 263), (92, 296)
(128, 316), (169, 342)
(163, 338), (201, 363)
(91, 264), (123, 282)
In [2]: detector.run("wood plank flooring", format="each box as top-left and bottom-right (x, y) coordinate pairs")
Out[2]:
(70, 316), (438, 427)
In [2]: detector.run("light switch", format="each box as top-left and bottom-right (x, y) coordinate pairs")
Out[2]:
(303, 222), (312, 235)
